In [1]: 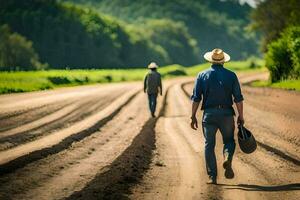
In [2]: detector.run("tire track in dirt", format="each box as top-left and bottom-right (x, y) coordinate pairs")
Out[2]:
(0, 84), (134, 133)
(0, 85), (131, 134)
(242, 87), (300, 161)
(0, 91), (126, 151)
(0, 98), (76, 120)
(0, 99), (95, 140)
(0, 87), (140, 175)
(0, 100), (76, 132)
(0, 83), (137, 116)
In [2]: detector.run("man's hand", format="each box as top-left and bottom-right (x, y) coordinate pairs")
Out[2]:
(190, 115), (198, 130)
(237, 115), (244, 126)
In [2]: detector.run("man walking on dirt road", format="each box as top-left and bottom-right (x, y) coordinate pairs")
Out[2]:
(144, 62), (162, 117)
(190, 49), (244, 184)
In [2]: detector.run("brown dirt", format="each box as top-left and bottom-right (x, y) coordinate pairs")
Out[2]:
(130, 74), (300, 200)
(0, 92), (125, 151)
(0, 75), (299, 200)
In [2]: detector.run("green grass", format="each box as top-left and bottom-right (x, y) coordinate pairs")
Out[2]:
(251, 79), (300, 91)
(186, 59), (265, 76)
(0, 60), (265, 94)
(0, 64), (187, 94)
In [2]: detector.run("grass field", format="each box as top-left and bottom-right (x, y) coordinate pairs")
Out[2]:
(185, 59), (266, 76)
(251, 79), (300, 91)
(0, 60), (264, 94)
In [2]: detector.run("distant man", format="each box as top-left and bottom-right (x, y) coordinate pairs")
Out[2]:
(144, 62), (162, 117)
(190, 49), (244, 184)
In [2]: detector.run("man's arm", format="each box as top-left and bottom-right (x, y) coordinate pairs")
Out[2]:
(191, 101), (200, 130)
(159, 75), (162, 95)
(235, 101), (244, 125)
(232, 73), (244, 126)
(190, 74), (202, 130)
(143, 74), (148, 93)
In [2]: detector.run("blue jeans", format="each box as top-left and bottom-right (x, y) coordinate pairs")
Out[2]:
(202, 113), (236, 178)
(148, 93), (157, 114)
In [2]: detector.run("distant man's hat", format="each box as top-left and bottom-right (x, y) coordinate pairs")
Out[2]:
(148, 62), (158, 69)
(204, 48), (230, 63)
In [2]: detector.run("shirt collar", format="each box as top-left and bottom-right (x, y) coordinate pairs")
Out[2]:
(211, 64), (224, 68)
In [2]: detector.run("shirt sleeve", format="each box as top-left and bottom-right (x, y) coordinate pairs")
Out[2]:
(159, 74), (162, 94)
(191, 74), (202, 102)
(232, 74), (244, 103)
(143, 74), (148, 92)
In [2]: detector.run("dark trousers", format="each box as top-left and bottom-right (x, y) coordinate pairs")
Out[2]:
(147, 93), (158, 115)
(202, 114), (236, 178)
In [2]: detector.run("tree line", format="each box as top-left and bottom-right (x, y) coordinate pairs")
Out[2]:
(0, 0), (199, 70)
(0, 0), (259, 71)
(68, 0), (258, 60)
(251, 0), (300, 82)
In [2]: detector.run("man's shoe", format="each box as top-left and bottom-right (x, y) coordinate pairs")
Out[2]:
(223, 159), (234, 179)
(206, 177), (217, 184)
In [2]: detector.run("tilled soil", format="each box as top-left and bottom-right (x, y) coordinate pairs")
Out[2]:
(130, 74), (300, 200)
(0, 75), (299, 200)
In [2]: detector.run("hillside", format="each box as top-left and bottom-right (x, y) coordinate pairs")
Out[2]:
(0, 0), (259, 70)
(67, 0), (259, 60)
(0, 0), (199, 69)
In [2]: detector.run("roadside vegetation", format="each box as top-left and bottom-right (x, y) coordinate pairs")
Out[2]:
(251, 79), (300, 91)
(0, 65), (183, 94)
(251, 0), (300, 87)
(0, 60), (264, 94)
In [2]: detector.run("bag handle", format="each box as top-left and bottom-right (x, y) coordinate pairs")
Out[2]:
(239, 124), (247, 140)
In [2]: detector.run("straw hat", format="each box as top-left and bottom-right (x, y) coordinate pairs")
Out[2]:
(148, 62), (158, 69)
(204, 48), (230, 63)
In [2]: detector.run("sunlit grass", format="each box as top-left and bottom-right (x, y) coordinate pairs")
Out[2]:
(251, 79), (300, 91)
(0, 60), (265, 94)
(186, 59), (265, 76)
(0, 65), (187, 94)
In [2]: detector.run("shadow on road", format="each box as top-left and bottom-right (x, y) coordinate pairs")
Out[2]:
(256, 141), (300, 166)
(65, 88), (170, 200)
(218, 183), (300, 192)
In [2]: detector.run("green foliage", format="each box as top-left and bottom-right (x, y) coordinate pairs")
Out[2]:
(48, 76), (72, 85)
(251, 0), (300, 51)
(0, 0), (201, 69)
(145, 19), (199, 66)
(186, 60), (265, 76)
(120, 25), (171, 67)
(0, 24), (45, 71)
(265, 26), (300, 82)
(165, 69), (187, 77)
(67, 0), (259, 60)
(251, 0), (300, 82)
(251, 80), (300, 91)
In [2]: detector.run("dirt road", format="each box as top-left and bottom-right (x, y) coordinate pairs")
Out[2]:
(0, 73), (299, 200)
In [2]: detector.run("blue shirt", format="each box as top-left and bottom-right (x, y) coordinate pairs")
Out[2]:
(191, 64), (244, 115)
